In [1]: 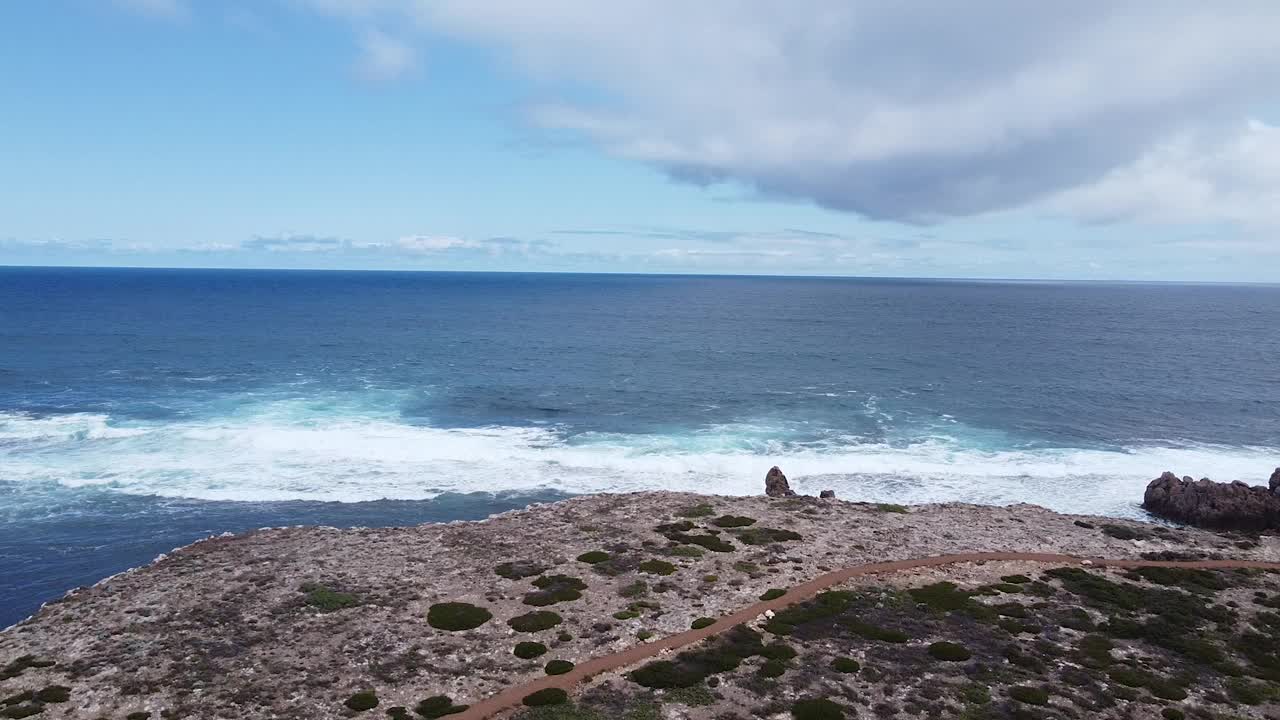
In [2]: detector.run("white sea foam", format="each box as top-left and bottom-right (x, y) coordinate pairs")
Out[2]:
(0, 407), (1275, 517)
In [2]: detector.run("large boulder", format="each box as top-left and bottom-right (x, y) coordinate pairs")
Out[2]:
(1143, 470), (1280, 531)
(764, 466), (797, 497)
(1271, 467), (1280, 494)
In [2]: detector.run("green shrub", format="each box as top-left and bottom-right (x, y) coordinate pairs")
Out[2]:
(875, 503), (908, 514)
(576, 551), (610, 564)
(1108, 667), (1152, 688)
(831, 657), (860, 673)
(959, 683), (991, 705)
(300, 583), (360, 612)
(1147, 678), (1187, 701)
(495, 560), (547, 580)
(711, 515), (757, 528)
(545, 660), (574, 675)
(665, 685), (715, 706)
(1227, 677), (1276, 705)
(677, 503), (715, 518)
(758, 659), (787, 677)
(663, 532), (735, 552)
(34, 686), (70, 703)
(514, 642), (548, 659)
(668, 545), (704, 558)
(427, 602), (492, 631)
(1008, 686), (1049, 706)
(1001, 574), (1032, 584)
(522, 689), (568, 707)
(762, 642), (797, 661)
(344, 691), (378, 712)
(619, 581), (648, 598)
(386, 706), (412, 720)
(525, 575), (588, 606)
(702, 574), (718, 582)
(792, 698), (845, 720)
(927, 641), (971, 661)
(691, 617), (716, 630)
(639, 559), (676, 576)
(637, 629), (654, 640)
(613, 610), (640, 620)
(413, 696), (467, 718)
(760, 588), (787, 601)
(735, 527), (802, 545)
(1074, 520), (1095, 529)
(125, 713), (151, 720)
(908, 582), (975, 612)
(508, 611), (563, 632)
(1161, 709), (1185, 720)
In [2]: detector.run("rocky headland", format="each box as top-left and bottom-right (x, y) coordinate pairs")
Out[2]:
(2, 473), (1280, 720)
(1144, 468), (1280, 530)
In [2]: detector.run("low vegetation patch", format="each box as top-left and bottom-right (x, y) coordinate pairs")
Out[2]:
(691, 617), (717, 630)
(525, 575), (588, 606)
(427, 602), (492, 631)
(545, 660), (574, 675)
(792, 698), (846, 719)
(875, 503), (909, 514)
(760, 588), (787, 601)
(1008, 685), (1049, 706)
(927, 641), (972, 661)
(831, 657), (860, 673)
(734, 527), (803, 545)
(711, 514), (757, 528)
(300, 582), (360, 612)
(523, 689), (568, 707)
(413, 696), (468, 718)
(576, 550), (610, 564)
(344, 691), (378, 712)
(677, 503), (715, 518)
(638, 559), (676, 576)
(514, 641), (549, 659)
(508, 610), (563, 632)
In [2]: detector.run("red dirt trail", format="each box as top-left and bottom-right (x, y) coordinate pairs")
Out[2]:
(453, 551), (1280, 719)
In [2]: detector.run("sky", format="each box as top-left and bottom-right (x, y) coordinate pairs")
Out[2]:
(1, 1), (1278, 280)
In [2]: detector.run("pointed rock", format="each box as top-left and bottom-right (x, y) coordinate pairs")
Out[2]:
(764, 466), (797, 497)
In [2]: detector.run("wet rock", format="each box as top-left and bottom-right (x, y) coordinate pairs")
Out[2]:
(819, 490), (836, 499)
(1271, 467), (1280, 494)
(764, 466), (796, 497)
(1143, 470), (1280, 531)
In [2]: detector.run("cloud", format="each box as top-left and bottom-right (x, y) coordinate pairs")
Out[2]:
(355, 29), (417, 81)
(243, 235), (349, 253)
(299, 1), (1280, 226)
(393, 235), (550, 255)
(1048, 119), (1280, 228)
(114, 0), (188, 20)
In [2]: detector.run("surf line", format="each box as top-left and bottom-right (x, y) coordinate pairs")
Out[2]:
(453, 551), (1280, 719)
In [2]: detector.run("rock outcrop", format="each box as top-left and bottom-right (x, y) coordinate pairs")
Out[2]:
(1143, 470), (1280, 531)
(1271, 467), (1280, 494)
(819, 490), (836, 499)
(764, 466), (796, 497)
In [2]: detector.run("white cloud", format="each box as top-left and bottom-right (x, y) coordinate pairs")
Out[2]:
(115, 0), (188, 20)
(356, 29), (417, 81)
(1049, 119), (1280, 228)
(298, 1), (1280, 226)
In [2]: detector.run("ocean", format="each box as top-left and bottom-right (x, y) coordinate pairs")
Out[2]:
(1, 266), (1278, 626)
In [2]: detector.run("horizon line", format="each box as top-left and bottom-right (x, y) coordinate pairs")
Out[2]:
(2, 263), (1278, 288)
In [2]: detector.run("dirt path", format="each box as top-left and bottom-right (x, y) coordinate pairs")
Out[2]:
(453, 552), (1280, 719)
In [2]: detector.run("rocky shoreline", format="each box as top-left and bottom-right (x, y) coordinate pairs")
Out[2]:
(2, 480), (1279, 719)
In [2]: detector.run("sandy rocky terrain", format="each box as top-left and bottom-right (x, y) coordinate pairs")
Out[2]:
(2, 491), (1278, 720)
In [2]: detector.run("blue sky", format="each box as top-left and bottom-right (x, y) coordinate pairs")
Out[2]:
(2, 1), (1278, 280)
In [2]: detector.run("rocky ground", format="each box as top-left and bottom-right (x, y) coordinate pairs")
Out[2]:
(1, 492), (1278, 720)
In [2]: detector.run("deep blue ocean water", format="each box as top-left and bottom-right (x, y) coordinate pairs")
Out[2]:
(2, 267), (1278, 627)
